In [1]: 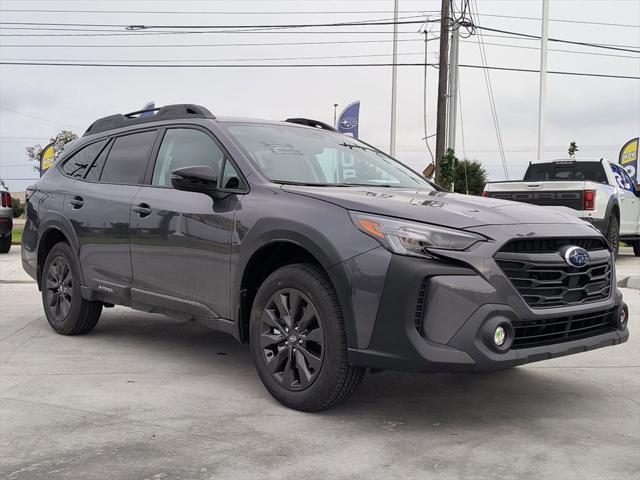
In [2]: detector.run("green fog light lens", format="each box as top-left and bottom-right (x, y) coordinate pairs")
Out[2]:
(494, 326), (506, 346)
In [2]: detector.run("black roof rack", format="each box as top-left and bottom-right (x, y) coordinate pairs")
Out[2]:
(284, 118), (337, 132)
(83, 103), (215, 137)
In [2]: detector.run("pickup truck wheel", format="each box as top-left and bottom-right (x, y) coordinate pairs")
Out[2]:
(632, 242), (640, 257)
(249, 263), (365, 412)
(42, 242), (102, 335)
(0, 234), (10, 254)
(606, 217), (619, 256)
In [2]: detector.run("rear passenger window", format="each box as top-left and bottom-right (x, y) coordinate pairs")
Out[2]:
(84, 141), (110, 182)
(100, 131), (157, 184)
(61, 140), (108, 178)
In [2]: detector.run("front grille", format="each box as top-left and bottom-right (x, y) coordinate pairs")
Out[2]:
(414, 277), (429, 334)
(512, 309), (616, 349)
(487, 190), (583, 210)
(500, 237), (607, 253)
(495, 238), (612, 308)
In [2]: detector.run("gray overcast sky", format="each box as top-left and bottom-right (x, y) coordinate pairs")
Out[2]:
(1, 0), (639, 192)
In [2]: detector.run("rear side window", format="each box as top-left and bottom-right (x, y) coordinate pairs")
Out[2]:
(100, 131), (157, 184)
(524, 162), (607, 183)
(61, 140), (108, 178)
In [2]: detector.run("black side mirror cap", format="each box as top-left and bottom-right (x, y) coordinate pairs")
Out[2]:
(171, 165), (220, 197)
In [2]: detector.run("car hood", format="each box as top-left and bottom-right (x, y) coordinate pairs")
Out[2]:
(281, 185), (587, 229)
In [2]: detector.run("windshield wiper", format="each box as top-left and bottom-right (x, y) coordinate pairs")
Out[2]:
(339, 142), (376, 152)
(336, 182), (396, 188)
(274, 180), (331, 187)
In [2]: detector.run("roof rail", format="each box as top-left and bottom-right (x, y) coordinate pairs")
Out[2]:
(284, 118), (337, 132)
(83, 104), (215, 137)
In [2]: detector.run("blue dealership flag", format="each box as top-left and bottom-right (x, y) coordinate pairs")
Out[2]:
(337, 101), (360, 138)
(139, 101), (156, 118)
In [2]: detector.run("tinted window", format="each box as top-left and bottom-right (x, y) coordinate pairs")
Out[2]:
(100, 131), (156, 184)
(61, 140), (108, 178)
(84, 141), (110, 182)
(152, 129), (225, 187)
(524, 162), (607, 183)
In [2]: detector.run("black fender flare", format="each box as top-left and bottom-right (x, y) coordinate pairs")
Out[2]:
(37, 214), (84, 288)
(603, 196), (620, 233)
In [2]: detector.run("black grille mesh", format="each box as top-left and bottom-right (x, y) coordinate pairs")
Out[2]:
(512, 309), (616, 349)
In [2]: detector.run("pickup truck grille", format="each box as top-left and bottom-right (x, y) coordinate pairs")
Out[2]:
(512, 308), (616, 349)
(486, 190), (583, 210)
(495, 240), (612, 308)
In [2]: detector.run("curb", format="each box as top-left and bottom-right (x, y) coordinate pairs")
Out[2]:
(618, 276), (640, 290)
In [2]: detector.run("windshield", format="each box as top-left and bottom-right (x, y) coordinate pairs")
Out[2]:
(223, 122), (434, 189)
(523, 161), (607, 183)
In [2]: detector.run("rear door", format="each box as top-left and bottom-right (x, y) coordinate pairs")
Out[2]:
(129, 126), (245, 320)
(63, 129), (158, 298)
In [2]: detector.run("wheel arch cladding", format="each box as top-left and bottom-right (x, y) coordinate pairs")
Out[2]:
(36, 226), (80, 290)
(237, 239), (356, 349)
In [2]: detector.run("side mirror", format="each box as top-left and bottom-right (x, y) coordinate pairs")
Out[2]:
(171, 165), (219, 197)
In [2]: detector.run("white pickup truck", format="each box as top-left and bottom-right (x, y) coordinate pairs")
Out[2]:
(483, 158), (640, 256)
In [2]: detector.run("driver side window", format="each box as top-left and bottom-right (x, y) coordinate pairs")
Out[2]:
(152, 128), (225, 187)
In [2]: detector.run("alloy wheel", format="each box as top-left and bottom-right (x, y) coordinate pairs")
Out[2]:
(259, 288), (325, 391)
(45, 256), (73, 322)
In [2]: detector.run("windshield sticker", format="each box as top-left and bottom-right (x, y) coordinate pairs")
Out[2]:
(261, 142), (303, 155)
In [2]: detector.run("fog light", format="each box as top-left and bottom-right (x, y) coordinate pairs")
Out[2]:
(494, 326), (506, 346)
(620, 304), (629, 328)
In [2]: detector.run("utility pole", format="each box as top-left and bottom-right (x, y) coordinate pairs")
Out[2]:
(434, 0), (450, 181)
(389, 0), (399, 157)
(446, 21), (460, 152)
(537, 0), (549, 161)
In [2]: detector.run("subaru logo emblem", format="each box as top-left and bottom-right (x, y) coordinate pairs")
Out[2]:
(339, 117), (358, 130)
(563, 246), (590, 268)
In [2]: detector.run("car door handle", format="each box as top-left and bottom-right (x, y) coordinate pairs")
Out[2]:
(132, 203), (152, 218)
(68, 196), (84, 209)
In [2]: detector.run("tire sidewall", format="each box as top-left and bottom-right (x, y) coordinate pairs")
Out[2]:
(249, 265), (344, 410)
(42, 242), (84, 334)
(607, 216), (620, 255)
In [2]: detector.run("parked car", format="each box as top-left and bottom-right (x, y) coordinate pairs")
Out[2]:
(22, 105), (629, 411)
(0, 183), (12, 253)
(483, 158), (640, 256)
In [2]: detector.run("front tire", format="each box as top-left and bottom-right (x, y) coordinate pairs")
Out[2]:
(0, 234), (10, 253)
(606, 216), (620, 257)
(632, 241), (640, 257)
(249, 263), (365, 412)
(42, 242), (102, 335)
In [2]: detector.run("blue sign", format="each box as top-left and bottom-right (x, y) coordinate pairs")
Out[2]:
(337, 101), (360, 138)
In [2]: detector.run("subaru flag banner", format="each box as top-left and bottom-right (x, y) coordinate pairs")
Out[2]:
(619, 137), (638, 183)
(139, 101), (156, 118)
(337, 101), (360, 138)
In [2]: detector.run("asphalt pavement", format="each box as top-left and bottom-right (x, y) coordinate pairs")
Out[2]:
(1, 246), (638, 480)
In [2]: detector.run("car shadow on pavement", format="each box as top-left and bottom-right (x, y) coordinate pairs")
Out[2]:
(90, 311), (607, 425)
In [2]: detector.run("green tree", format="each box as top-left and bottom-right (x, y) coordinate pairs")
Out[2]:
(438, 148), (459, 191)
(453, 159), (488, 196)
(11, 198), (24, 218)
(568, 141), (579, 158)
(26, 130), (78, 172)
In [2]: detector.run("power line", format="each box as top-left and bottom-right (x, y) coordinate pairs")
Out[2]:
(1, 61), (638, 80)
(0, 107), (82, 129)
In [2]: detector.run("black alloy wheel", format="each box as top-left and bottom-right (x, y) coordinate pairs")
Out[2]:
(259, 288), (325, 391)
(45, 255), (74, 322)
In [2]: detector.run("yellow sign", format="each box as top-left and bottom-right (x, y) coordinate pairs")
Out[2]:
(40, 142), (56, 173)
(619, 137), (638, 183)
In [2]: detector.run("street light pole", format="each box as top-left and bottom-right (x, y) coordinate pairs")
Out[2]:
(537, 0), (549, 161)
(333, 103), (339, 128)
(389, 0), (399, 157)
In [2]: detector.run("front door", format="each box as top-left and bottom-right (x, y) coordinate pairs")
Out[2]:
(129, 127), (244, 320)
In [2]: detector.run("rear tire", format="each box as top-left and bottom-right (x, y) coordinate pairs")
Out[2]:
(606, 216), (620, 257)
(249, 263), (365, 412)
(42, 242), (102, 335)
(632, 242), (640, 257)
(0, 234), (10, 253)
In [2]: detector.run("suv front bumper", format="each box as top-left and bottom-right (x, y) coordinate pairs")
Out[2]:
(343, 245), (628, 373)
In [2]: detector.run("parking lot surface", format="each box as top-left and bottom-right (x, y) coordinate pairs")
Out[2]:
(1, 247), (639, 480)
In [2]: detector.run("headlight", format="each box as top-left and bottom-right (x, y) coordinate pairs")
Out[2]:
(350, 211), (485, 257)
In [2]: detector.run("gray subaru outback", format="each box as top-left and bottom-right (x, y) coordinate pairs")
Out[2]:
(22, 104), (629, 411)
